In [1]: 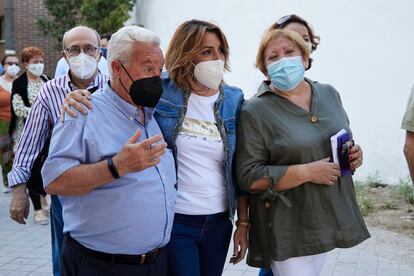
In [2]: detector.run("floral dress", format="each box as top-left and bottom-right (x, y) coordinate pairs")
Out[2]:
(12, 78), (44, 152)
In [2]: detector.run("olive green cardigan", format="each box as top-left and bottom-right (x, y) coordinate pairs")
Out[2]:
(235, 79), (370, 269)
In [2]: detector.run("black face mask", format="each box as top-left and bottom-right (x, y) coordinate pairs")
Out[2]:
(119, 63), (163, 107)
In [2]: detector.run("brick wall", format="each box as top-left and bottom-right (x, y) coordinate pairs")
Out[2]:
(13, 0), (60, 78)
(0, 43), (4, 61)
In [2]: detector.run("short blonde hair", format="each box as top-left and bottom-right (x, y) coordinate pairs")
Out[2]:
(165, 19), (230, 92)
(256, 29), (310, 75)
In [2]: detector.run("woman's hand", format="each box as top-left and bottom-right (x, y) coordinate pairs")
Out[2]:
(304, 157), (341, 185)
(250, 177), (272, 192)
(230, 223), (248, 264)
(349, 143), (363, 171)
(60, 89), (93, 122)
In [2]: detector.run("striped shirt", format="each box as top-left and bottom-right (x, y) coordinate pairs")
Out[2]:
(8, 72), (109, 187)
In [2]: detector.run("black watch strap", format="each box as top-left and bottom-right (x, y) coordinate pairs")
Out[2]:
(107, 156), (120, 179)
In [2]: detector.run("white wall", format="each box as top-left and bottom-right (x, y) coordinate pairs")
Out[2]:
(135, 0), (414, 184)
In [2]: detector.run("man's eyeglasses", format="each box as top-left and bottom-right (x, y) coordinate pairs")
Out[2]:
(6, 62), (19, 66)
(64, 45), (99, 57)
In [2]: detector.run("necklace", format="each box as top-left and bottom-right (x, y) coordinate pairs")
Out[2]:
(192, 85), (211, 97)
(192, 87), (211, 96)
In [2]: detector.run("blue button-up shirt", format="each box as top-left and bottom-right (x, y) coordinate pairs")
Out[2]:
(42, 84), (177, 255)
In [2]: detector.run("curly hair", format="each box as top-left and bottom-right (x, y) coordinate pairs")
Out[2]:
(20, 46), (44, 64)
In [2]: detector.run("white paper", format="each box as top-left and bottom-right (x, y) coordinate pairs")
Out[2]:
(330, 128), (346, 164)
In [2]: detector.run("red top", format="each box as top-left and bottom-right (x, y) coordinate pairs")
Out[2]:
(0, 85), (11, 121)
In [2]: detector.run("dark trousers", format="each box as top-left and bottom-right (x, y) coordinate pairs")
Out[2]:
(167, 211), (233, 276)
(61, 235), (167, 276)
(50, 195), (63, 276)
(28, 190), (42, 210)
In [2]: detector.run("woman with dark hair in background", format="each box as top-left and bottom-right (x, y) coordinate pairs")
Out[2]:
(270, 14), (320, 70)
(0, 54), (20, 193)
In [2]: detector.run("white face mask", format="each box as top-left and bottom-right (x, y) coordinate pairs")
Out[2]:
(6, 64), (20, 78)
(68, 53), (98, 80)
(28, 63), (44, 77)
(194, 60), (224, 90)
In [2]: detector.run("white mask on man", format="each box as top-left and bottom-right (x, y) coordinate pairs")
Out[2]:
(68, 53), (98, 79)
(194, 60), (224, 90)
(28, 63), (44, 77)
(6, 64), (20, 78)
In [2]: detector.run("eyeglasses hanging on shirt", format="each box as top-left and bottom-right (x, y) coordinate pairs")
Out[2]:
(68, 79), (100, 94)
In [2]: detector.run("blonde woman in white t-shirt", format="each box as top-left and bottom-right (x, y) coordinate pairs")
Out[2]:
(154, 19), (248, 276)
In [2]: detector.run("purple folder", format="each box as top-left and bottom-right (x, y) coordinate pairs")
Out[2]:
(336, 131), (352, 176)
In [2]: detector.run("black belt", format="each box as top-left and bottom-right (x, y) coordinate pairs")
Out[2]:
(65, 234), (161, 265)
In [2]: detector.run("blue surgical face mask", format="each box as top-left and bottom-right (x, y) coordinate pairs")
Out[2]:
(266, 56), (305, 91)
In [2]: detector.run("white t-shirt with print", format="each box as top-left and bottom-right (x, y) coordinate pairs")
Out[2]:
(174, 92), (227, 215)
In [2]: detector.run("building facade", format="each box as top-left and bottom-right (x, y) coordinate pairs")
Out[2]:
(1, 0), (60, 77)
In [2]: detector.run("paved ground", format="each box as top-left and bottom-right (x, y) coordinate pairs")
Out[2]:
(0, 191), (413, 276)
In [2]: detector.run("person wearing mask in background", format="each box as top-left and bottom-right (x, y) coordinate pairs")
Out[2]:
(0, 54), (20, 193)
(0, 54), (20, 91)
(258, 14), (320, 276)
(61, 19), (249, 276)
(100, 32), (112, 58)
(236, 29), (369, 276)
(269, 14), (320, 71)
(8, 26), (108, 276)
(9, 46), (49, 225)
(54, 30), (109, 78)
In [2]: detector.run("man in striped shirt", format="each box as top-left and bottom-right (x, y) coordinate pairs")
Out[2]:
(8, 26), (109, 276)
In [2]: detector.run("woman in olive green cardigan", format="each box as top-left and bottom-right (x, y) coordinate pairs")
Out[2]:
(235, 29), (369, 276)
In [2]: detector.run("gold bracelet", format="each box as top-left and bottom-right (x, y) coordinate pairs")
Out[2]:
(236, 219), (249, 228)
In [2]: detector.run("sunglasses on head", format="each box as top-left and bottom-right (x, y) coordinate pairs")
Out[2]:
(6, 61), (19, 66)
(275, 15), (293, 27)
(274, 14), (310, 29)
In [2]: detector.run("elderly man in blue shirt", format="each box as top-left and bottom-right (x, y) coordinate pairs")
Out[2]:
(41, 25), (176, 276)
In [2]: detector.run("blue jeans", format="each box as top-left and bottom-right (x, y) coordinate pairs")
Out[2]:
(51, 195), (64, 276)
(259, 268), (274, 276)
(167, 212), (233, 276)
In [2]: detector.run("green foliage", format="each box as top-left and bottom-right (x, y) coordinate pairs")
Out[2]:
(354, 181), (374, 216)
(365, 171), (383, 188)
(37, 0), (134, 49)
(354, 174), (414, 217)
(384, 200), (398, 210)
(37, 0), (83, 49)
(395, 177), (414, 205)
(80, 0), (134, 34)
